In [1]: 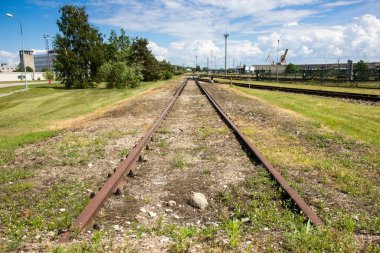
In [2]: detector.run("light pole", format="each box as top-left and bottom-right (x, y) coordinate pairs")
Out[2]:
(6, 13), (28, 90)
(224, 33), (229, 75)
(276, 39), (279, 83)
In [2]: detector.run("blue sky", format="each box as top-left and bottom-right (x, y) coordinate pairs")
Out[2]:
(1, 0), (379, 67)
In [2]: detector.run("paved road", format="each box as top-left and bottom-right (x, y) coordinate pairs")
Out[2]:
(0, 81), (48, 88)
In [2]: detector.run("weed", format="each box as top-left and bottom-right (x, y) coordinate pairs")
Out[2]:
(198, 127), (229, 139)
(118, 148), (129, 158)
(284, 225), (357, 252)
(224, 219), (242, 248)
(172, 156), (187, 170)
(157, 139), (169, 148)
(158, 127), (170, 134)
(0, 168), (33, 184)
(169, 226), (197, 253)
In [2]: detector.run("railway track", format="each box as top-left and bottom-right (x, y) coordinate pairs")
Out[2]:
(59, 77), (323, 243)
(199, 77), (380, 102)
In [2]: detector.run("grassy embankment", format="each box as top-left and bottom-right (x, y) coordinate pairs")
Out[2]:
(213, 77), (380, 95)
(234, 86), (380, 145)
(0, 79), (178, 164)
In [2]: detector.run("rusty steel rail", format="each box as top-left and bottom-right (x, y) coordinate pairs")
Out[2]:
(194, 78), (324, 226)
(59, 78), (189, 242)
(199, 77), (380, 102)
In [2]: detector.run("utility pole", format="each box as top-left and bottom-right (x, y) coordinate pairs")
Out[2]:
(195, 55), (198, 70)
(224, 32), (229, 75)
(44, 34), (50, 70)
(207, 58), (209, 74)
(276, 39), (280, 83)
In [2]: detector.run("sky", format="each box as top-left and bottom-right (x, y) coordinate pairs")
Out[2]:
(0, 0), (380, 68)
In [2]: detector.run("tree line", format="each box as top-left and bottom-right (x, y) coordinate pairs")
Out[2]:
(53, 5), (184, 89)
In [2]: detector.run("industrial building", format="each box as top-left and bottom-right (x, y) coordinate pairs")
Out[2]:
(34, 50), (57, 72)
(19, 50), (34, 72)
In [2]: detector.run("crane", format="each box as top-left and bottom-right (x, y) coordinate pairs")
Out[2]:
(280, 49), (289, 65)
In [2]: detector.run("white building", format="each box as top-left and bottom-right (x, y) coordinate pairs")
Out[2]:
(0, 63), (16, 73)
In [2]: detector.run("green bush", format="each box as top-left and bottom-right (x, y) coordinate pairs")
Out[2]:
(161, 70), (173, 80)
(99, 61), (143, 89)
(43, 70), (55, 81)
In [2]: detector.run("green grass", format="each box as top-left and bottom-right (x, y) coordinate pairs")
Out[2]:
(0, 80), (47, 85)
(0, 180), (90, 251)
(0, 82), (50, 95)
(234, 86), (380, 145)
(214, 78), (380, 95)
(198, 126), (229, 139)
(0, 79), (174, 164)
(171, 156), (187, 169)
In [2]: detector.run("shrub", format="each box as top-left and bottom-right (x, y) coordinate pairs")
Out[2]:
(99, 61), (143, 89)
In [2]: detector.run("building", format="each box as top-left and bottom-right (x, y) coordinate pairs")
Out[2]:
(34, 50), (57, 72)
(0, 63), (15, 73)
(19, 50), (34, 72)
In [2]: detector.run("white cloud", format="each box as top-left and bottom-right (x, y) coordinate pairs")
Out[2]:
(147, 14), (380, 66)
(257, 14), (380, 63)
(0, 51), (18, 66)
(322, 0), (364, 9)
(147, 42), (168, 61)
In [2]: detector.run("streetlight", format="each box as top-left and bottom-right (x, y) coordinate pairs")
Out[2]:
(224, 33), (229, 75)
(276, 39), (279, 83)
(5, 13), (28, 90)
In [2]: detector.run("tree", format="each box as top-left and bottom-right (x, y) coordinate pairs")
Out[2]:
(54, 5), (105, 89)
(105, 29), (131, 62)
(357, 60), (368, 72)
(286, 63), (297, 74)
(25, 66), (34, 72)
(129, 38), (160, 81)
(159, 60), (174, 80)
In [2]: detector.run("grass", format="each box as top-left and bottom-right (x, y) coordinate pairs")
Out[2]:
(234, 86), (380, 145)
(171, 156), (187, 169)
(0, 80), (46, 84)
(213, 77), (380, 95)
(0, 179), (90, 251)
(0, 83), (50, 95)
(0, 79), (175, 164)
(198, 126), (229, 139)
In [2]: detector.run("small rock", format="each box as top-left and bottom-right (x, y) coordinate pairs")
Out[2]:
(173, 214), (180, 219)
(188, 192), (208, 209)
(59, 208), (66, 212)
(241, 217), (250, 223)
(113, 225), (122, 231)
(88, 163), (93, 168)
(157, 203), (162, 208)
(167, 200), (176, 207)
(160, 236), (171, 243)
(140, 207), (147, 213)
(148, 211), (157, 217)
(165, 209), (173, 213)
(263, 227), (269, 231)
